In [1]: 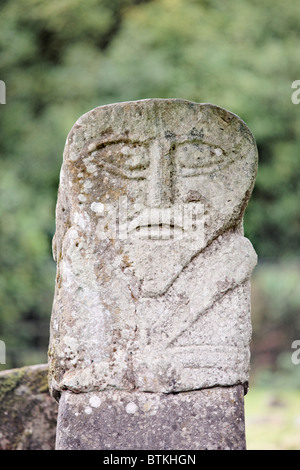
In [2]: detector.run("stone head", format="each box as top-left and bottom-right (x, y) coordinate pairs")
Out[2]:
(56, 99), (257, 296)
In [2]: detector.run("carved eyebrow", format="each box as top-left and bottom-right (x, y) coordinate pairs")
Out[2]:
(86, 138), (149, 154)
(173, 138), (221, 148)
(164, 127), (204, 140)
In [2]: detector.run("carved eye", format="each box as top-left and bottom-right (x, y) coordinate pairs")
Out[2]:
(176, 142), (233, 176)
(91, 142), (150, 179)
(121, 145), (149, 172)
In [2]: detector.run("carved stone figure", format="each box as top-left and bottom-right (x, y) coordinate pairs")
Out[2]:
(48, 99), (258, 399)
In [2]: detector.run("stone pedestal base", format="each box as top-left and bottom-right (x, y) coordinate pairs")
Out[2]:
(55, 385), (246, 450)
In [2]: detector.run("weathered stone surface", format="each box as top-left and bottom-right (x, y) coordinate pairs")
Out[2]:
(48, 98), (258, 397)
(56, 386), (246, 450)
(0, 364), (57, 450)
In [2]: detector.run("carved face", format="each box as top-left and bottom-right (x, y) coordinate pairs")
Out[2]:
(65, 99), (257, 296)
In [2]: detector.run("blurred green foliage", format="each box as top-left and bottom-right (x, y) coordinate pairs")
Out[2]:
(245, 388), (300, 449)
(251, 261), (300, 387)
(0, 0), (300, 371)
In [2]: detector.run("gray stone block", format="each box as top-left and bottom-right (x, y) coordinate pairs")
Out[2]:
(56, 385), (246, 450)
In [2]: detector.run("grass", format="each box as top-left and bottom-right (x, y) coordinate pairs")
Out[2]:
(245, 387), (300, 450)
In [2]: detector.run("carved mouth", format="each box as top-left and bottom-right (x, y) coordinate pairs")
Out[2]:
(127, 208), (184, 240)
(132, 223), (184, 240)
(126, 204), (204, 241)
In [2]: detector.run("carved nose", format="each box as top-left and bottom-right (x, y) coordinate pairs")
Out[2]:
(147, 142), (172, 208)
